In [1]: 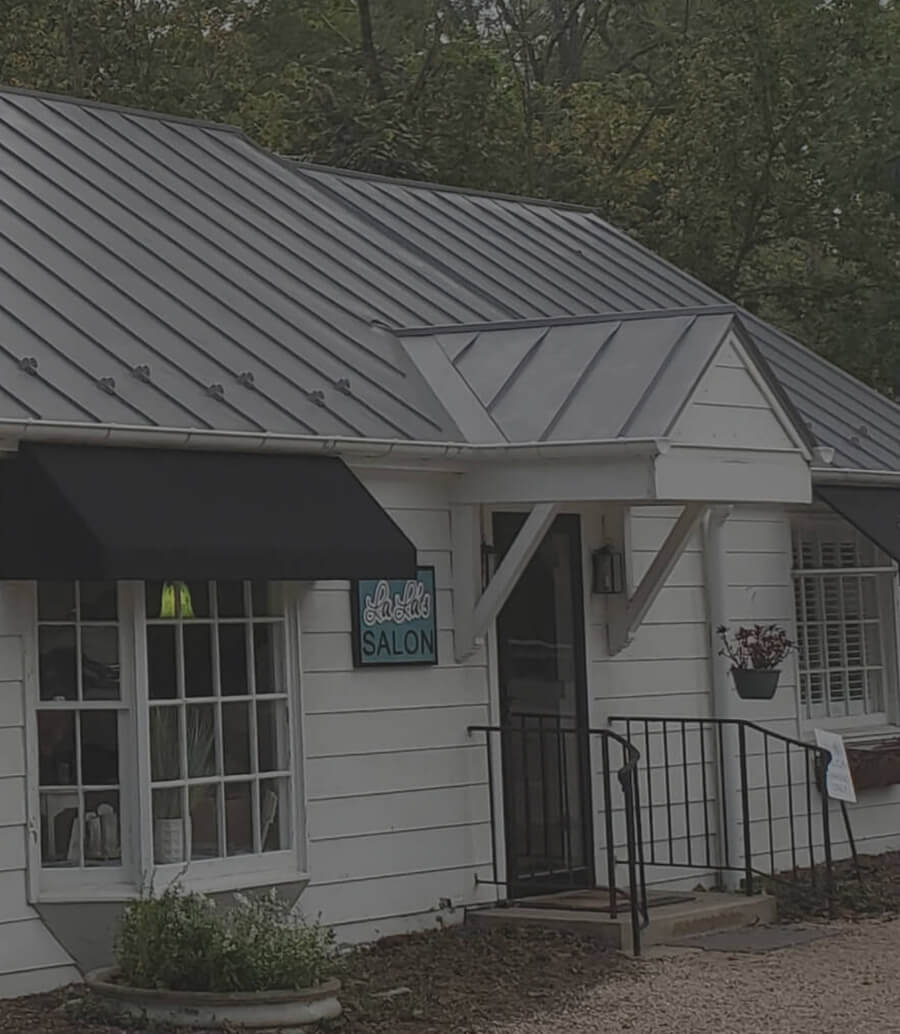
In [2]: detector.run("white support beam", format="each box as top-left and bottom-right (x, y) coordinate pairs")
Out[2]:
(452, 503), (559, 662)
(608, 502), (708, 655)
(451, 504), (481, 662)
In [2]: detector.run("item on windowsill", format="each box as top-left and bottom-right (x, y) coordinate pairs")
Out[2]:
(154, 818), (185, 864)
(85, 812), (102, 859)
(717, 624), (794, 700)
(97, 802), (119, 859)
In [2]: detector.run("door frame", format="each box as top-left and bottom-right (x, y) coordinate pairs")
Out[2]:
(492, 510), (595, 896)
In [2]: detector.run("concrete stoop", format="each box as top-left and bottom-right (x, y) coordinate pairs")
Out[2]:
(467, 890), (778, 953)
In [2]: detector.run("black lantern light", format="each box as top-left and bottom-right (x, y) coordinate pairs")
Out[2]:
(591, 545), (624, 595)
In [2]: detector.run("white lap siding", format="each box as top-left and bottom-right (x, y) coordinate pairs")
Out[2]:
(297, 471), (495, 942)
(0, 584), (79, 997)
(588, 506), (716, 891)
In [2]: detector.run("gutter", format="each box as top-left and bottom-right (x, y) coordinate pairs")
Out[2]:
(0, 419), (668, 465)
(813, 466), (900, 487)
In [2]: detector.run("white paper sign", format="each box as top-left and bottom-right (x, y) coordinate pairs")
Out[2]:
(814, 729), (857, 803)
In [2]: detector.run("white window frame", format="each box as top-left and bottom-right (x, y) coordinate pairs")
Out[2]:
(24, 580), (306, 902)
(791, 513), (900, 732)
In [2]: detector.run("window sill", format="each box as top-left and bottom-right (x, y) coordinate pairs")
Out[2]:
(36, 870), (310, 905)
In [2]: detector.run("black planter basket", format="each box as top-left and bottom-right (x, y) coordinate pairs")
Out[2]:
(731, 668), (781, 700)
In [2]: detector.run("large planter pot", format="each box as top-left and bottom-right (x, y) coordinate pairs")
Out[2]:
(731, 668), (780, 700)
(85, 968), (342, 1031)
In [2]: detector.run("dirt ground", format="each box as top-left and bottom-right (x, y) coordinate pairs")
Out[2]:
(0, 926), (629, 1034)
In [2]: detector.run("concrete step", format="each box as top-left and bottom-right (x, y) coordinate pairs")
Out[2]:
(467, 891), (777, 953)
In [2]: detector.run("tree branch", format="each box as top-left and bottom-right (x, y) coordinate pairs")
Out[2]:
(357, 0), (385, 101)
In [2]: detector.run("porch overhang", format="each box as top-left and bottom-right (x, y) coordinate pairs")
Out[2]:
(453, 444), (812, 506)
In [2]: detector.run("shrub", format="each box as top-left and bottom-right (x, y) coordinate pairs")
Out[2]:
(115, 886), (337, 993)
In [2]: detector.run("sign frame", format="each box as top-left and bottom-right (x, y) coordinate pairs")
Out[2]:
(814, 728), (857, 804)
(350, 565), (438, 668)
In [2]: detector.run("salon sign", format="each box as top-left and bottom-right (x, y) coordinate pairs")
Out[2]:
(351, 567), (438, 667)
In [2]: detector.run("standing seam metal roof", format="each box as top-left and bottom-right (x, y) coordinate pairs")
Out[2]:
(0, 86), (898, 468)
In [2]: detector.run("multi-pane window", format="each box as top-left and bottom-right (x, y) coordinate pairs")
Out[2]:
(145, 581), (292, 865)
(792, 519), (896, 722)
(32, 579), (294, 888)
(36, 582), (124, 869)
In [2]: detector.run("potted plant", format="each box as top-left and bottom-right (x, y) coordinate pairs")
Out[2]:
(86, 886), (341, 1028)
(717, 624), (794, 700)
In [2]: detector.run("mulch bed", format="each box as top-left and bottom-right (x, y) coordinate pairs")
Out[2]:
(774, 850), (900, 922)
(0, 925), (631, 1034)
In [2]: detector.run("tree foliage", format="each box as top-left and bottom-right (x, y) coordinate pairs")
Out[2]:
(2, 0), (899, 389)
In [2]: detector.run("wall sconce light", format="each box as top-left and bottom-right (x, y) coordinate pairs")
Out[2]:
(592, 545), (624, 595)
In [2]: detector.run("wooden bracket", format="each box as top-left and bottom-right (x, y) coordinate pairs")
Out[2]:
(608, 503), (708, 656)
(452, 502), (559, 662)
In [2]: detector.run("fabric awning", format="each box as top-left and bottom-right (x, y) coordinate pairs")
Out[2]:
(815, 485), (900, 564)
(0, 444), (416, 581)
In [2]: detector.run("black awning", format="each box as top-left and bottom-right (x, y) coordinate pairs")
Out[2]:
(0, 443), (416, 581)
(815, 485), (900, 564)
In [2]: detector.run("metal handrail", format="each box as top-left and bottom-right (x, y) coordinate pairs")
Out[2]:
(609, 715), (842, 907)
(467, 721), (649, 955)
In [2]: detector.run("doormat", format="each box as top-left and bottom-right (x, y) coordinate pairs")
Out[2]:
(516, 888), (695, 913)
(666, 924), (841, 954)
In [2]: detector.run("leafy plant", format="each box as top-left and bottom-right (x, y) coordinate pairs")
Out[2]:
(115, 886), (337, 993)
(717, 624), (794, 671)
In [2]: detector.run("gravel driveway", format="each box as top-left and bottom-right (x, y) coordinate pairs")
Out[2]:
(496, 919), (900, 1034)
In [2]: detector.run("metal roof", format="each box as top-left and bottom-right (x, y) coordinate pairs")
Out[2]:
(0, 86), (897, 468)
(395, 309), (744, 444)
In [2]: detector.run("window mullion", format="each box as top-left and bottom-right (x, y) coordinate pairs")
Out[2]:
(836, 573), (851, 715)
(131, 582), (155, 884)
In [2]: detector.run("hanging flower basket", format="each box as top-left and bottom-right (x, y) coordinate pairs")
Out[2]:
(717, 625), (793, 702)
(730, 668), (781, 700)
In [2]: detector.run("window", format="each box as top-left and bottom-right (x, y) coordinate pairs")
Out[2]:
(36, 583), (125, 871)
(31, 580), (296, 894)
(144, 581), (292, 864)
(792, 518), (898, 723)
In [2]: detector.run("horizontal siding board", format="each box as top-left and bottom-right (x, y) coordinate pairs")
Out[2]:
(308, 824), (492, 883)
(0, 870), (31, 922)
(307, 784), (489, 841)
(0, 683), (23, 729)
(306, 745), (487, 799)
(0, 728), (24, 779)
(0, 917), (72, 972)
(300, 866), (494, 928)
(303, 665), (486, 715)
(0, 964), (81, 999)
(673, 402), (794, 450)
(0, 825), (26, 872)
(694, 364), (772, 409)
(0, 777), (26, 828)
(305, 704), (487, 758)
(0, 640), (22, 683)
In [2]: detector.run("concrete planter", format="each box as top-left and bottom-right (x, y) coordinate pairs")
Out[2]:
(85, 968), (341, 1031)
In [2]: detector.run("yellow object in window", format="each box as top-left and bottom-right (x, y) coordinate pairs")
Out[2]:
(159, 582), (195, 619)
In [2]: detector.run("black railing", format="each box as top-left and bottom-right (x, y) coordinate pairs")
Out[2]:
(609, 716), (845, 905)
(468, 719), (649, 955)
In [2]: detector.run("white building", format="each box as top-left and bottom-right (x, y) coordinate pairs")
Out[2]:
(0, 86), (898, 993)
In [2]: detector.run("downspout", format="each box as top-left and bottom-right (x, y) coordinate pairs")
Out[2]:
(702, 506), (742, 890)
